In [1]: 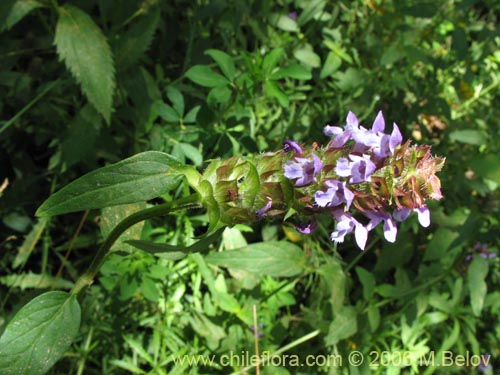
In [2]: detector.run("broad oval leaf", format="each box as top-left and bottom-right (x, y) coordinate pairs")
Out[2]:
(36, 151), (185, 217)
(185, 65), (229, 87)
(0, 291), (81, 375)
(206, 241), (306, 277)
(55, 5), (115, 122)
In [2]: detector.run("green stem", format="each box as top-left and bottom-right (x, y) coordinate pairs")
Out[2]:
(71, 194), (200, 295)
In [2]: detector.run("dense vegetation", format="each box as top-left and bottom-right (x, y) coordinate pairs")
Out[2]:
(1, 0), (499, 374)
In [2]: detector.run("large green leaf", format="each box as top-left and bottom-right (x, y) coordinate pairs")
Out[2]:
(36, 151), (184, 217)
(206, 241), (306, 277)
(0, 291), (81, 375)
(0, 0), (42, 32)
(54, 5), (115, 122)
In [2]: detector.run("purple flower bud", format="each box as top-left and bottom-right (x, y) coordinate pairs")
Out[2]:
(296, 219), (317, 234)
(331, 210), (368, 250)
(283, 140), (302, 154)
(256, 197), (272, 219)
(284, 154), (323, 186)
(314, 180), (355, 209)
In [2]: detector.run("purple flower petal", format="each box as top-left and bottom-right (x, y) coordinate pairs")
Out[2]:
(346, 111), (359, 129)
(296, 219), (317, 234)
(314, 180), (354, 209)
(283, 140), (302, 154)
(335, 157), (351, 177)
(390, 123), (402, 153)
(372, 110), (385, 133)
(284, 154), (323, 186)
(324, 125), (343, 137)
(415, 206), (430, 227)
(393, 207), (411, 222)
(331, 210), (368, 250)
(329, 130), (352, 148)
(256, 197), (272, 219)
(354, 224), (368, 250)
(383, 217), (397, 242)
(349, 154), (376, 183)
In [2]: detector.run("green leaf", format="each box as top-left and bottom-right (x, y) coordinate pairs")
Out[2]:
(114, 6), (160, 70)
(185, 65), (229, 87)
(36, 151), (184, 217)
(262, 48), (284, 74)
(320, 51), (342, 79)
(205, 49), (236, 81)
(0, 0), (42, 32)
(265, 80), (289, 107)
(60, 105), (101, 169)
(55, 5), (115, 122)
(270, 64), (312, 80)
(206, 241), (305, 277)
(0, 291), (81, 375)
(152, 100), (180, 122)
(178, 143), (203, 166)
(293, 45), (321, 68)
(470, 154), (500, 184)
(13, 218), (47, 269)
(0, 272), (74, 290)
(166, 86), (184, 117)
(127, 228), (224, 257)
(355, 266), (376, 300)
(467, 256), (488, 316)
(325, 306), (358, 346)
(449, 129), (486, 145)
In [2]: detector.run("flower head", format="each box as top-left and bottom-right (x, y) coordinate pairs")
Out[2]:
(364, 210), (398, 243)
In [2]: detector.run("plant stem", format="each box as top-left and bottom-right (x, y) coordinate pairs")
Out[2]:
(71, 194), (200, 295)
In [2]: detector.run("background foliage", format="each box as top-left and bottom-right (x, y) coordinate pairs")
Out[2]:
(1, 0), (499, 374)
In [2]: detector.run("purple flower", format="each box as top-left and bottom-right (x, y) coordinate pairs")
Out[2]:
(364, 210), (398, 243)
(393, 206), (430, 227)
(331, 210), (368, 250)
(335, 154), (376, 183)
(256, 197), (272, 219)
(296, 219), (317, 234)
(284, 154), (323, 186)
(324, 125), (351, 148)
(346, 111), (402, 158)
(283, 140), (302, 154)
(314, 180), (355, 209)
